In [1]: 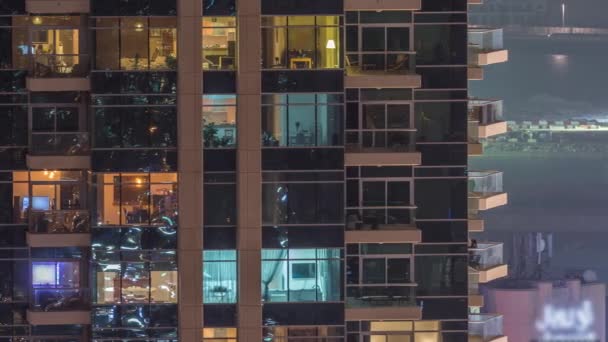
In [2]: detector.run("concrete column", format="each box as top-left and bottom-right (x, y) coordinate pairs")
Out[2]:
(177, 0), (204, 341)
(237, 0), (262, 341)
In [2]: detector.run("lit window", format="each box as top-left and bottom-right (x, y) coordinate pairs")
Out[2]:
(203, 250), (237, 303)
(202, 17), (237, 70)
(203, 95), (237, 148)
(261, 16), (341, 69)
(202, 327), (237, 341)
(261, 248), (342, 302)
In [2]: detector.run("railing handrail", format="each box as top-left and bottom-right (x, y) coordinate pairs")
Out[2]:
(469, 242), (503, 251)
(469, 313), (503, 322)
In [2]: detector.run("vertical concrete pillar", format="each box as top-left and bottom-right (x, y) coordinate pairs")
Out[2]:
(177, 0), (203, 341)
(237, 0), (262, 341)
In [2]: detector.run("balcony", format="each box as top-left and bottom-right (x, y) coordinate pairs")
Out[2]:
(27, 132), (90, 169)
(345, 285), (421, 320)
(344, 0), (421, 10)
(345, 131), (420, 166)
(469, 314), (508, 342)
(468, 28), (509, 66)
(468, 171), (508, 211)
(469, 100), (507, 139)
(346, 208), (420, 243)
(468, 215), (485, 232)
(345, 52), (421, 88)
(27, 54), (90, 91)
(469, 242), (508, 283)
(28, 210), (90, 247)
(27, 288), (90, 325)
(26, 0), (90, 13)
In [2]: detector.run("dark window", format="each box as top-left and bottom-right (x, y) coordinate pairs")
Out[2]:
(414, 25), (467, 65)
(415, 178), (467, 219)
(263, 303), (344, 325)
(421, 0), (466, 12)
(0, 0), (25, 15)
(262, 183), (344, 224)
(0, 71), (26, 92)
(204, 227), (237, 249)
(0, 106), (27, 146)
(262, 226), (344, 248)
(418, 297), (468, 320)
(94, 107), (177, 148)
(91, 0), (177, 16)
(204, 183), (237, 226)
(262, 70), (344, 93)
(204, 304), (237, 326)
(261, 0), (343, 15)
(203, 71), (236, 94)
(417, 221), (467, 243)
(418, 67), (467, 89)
(203, 0), (236, 16)
(416, 143), (467, 166)
(262, 148), (344, 170)
(415, 102), (467, 143)
(91, 72), (177, 94)
(92, 150), (177, 172)
(204, 149), (236, 172)
(415, 256), (467, 296)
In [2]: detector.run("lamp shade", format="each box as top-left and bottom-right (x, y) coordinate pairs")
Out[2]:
(326, 39), (336, 49)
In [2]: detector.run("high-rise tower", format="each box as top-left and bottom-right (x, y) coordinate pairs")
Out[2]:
(0, 0), (485, 341)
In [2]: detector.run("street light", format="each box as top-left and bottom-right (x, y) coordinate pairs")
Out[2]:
(561, 3), (566, 27)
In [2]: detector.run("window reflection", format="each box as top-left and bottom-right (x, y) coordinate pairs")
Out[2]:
(93, 173), (178, 226)
(203, 250), (237, 303)
(203, 95), (236, 148)
(261, 248), (342, 303)
(94, 18), (177, 70)
(202, 17), (236, 70)
(262, 16), (341, 69)
(261, 93), (343, 147)
(93, 251), (177, 304)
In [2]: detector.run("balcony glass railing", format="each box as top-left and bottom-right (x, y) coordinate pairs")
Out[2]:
(345, 52), (416, 76)
(468, 170), (503, 193)
(346, 208), (415, 231)
(469, 243), (504, 271)
(469, 314), (504, 340)
(31, 288), (89, 312)
(31, 54), (90, 78)
(345, 130), (416, 152)
(29, 210), (90, 234)
(346, 285), (416, 308)
(30, 132), (90, 156)
(468, 28), (504, 51)
(469, 100), (503, 125)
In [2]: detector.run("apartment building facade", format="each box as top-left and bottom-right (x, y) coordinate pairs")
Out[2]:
(0, 0), (473, 341)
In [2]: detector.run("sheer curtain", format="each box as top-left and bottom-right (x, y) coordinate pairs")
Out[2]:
(262, 249), (287, 302)
(203, 250), (237, 303)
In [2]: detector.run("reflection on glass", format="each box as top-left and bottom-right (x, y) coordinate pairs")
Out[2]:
(203, 250), (237, 303)
(261, 248), (342, 303)
(262, 16), (341, 69)
(202, 17), (237, 70)
(94, 18), (177, 71)
(262, 93), (343, 147)
(93, 173), (178, 226)
(203, 95), (237, 148)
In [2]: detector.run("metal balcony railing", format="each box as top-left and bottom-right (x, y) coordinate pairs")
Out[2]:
(469, 314), (504, 340)
(345, 130), (416, 152)
(31, 288), (89, 312)
(346, 285), (416, 308)
(29, 210), (90, 234)
(468, 171), (504, 194)
(345, 52), (416, 76)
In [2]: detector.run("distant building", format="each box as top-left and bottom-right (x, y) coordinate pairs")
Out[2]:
(484, 279), (606, 342)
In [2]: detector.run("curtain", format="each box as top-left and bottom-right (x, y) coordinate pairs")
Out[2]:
(262, 249), (287, 301)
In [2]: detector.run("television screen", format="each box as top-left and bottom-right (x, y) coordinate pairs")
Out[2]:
(31, 196), (50, 211)
(292, 263), (316, 279)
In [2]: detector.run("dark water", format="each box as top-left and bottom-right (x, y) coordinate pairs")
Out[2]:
(470, 37), (608, 121)
(470, 35), (608, 282)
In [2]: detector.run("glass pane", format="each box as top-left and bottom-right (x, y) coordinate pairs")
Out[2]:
(317, 27), (340, 69)
(202, 17), (237, 70)
(56, 107), (79, 131)
(362, 105), (386, 129)
(362, 182), (385, 207)
(387, 258), (410, 283)
(32, 108), (55, 131)
(203, 257), (237, 303)
(122, 263), (150, 303)
(288, 105), (315, 146)
(149, 28), (177, 70)
(287, 28), (315, 69)
(386, 104), (410, 129)
(387, 27), (409, 51)
(120, 19), (149, 70)
(362, 258), (385, 284)
(387, 181), (410, 206)
(362, 28), (385, 51)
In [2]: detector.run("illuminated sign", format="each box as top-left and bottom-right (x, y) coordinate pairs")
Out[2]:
(535, 300), (596, 341)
